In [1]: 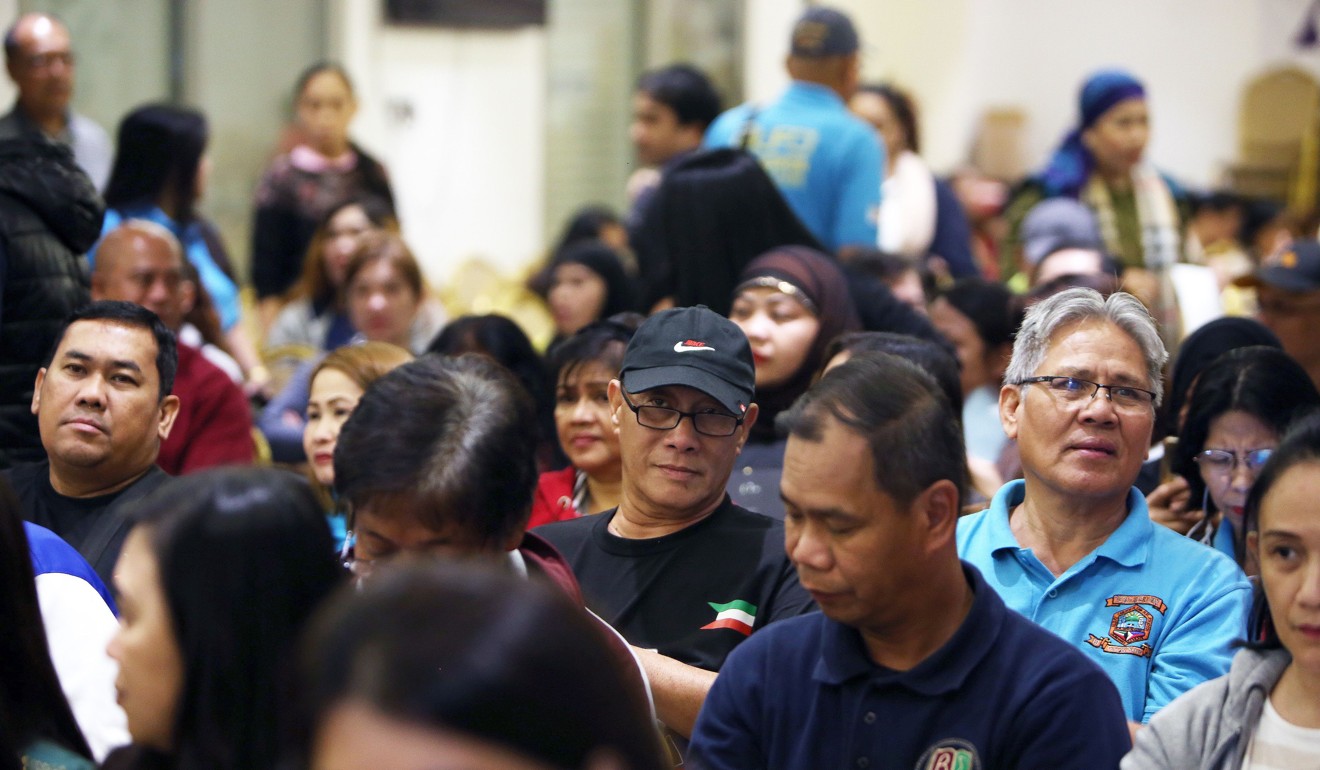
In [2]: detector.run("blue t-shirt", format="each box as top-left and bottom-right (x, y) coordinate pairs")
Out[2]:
(705, 81), (882, 253)
(91, 205), (241, 332)
(689, 563), (1130, 769)
(956, 480), (1251, 723)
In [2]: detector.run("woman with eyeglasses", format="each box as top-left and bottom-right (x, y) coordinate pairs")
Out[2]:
(1123, 413), (1320, 768)
(1170, 346), (1320, 574)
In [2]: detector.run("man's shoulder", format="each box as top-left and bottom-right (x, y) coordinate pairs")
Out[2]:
(719, 611), (827, 674)
(1130, 514), (1251, 604)
(531, 510), (601, 550)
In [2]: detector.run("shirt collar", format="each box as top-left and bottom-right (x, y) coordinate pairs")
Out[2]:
(984, 480), (1151, 568)
(814, 563), (1005, 696)
(784, 80), (846, 107)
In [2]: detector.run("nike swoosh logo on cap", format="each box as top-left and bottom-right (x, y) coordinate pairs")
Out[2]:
(674, 342), (716, 352)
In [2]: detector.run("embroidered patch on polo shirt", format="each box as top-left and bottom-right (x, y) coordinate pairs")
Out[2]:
(1085, 594), (1167, 657)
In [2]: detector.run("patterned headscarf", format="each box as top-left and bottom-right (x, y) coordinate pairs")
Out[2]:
(733, 246), (860, 442)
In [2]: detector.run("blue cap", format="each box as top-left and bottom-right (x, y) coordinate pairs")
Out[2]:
(790, 7), (859, 58)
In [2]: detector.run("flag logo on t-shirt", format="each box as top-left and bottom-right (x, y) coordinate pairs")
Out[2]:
(701, 599), (758, 636)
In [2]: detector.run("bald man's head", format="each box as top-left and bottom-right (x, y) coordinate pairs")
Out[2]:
(92, 222), (193, 332)
(5, 14), (74, 124)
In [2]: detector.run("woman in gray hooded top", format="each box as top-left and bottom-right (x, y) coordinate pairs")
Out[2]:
(1122, 413), (1320, 769)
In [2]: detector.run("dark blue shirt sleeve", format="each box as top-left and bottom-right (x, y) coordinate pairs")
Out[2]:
(688, 637), (770, 769)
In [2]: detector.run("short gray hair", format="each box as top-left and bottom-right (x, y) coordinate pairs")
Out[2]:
(1004, 288), (1168, 406)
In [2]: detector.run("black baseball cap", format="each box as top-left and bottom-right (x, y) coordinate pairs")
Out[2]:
(1234, 239), (1320, 293)
(619, 306), (755, 416)
(790, 7), (859, 58)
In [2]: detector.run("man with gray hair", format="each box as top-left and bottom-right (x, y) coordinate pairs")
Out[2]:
(957, 287), (1251, 733)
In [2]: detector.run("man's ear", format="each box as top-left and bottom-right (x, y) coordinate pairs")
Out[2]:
(735, 403), (759, 452)
(914, 478), (961, 553)
(156, 395), (181, 441)
(30, 367), (46, 415)
(608, 379), (624, 428)
(999, 383), (1022, 440)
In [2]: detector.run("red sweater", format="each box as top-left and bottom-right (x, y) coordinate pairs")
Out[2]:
(157, 344), (255, 475)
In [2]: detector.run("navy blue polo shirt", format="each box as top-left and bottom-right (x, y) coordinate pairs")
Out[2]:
(689, 563), (1131, 770)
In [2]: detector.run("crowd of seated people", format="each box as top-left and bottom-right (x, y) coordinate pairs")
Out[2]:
(6, 4), (1320, 768)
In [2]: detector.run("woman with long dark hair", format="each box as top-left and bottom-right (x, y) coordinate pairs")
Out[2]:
(529, 317), (639, 528)
(102, 468), (343, 770)
(97, 103), (262, 385)
(1171, 346), (1320, 573)
(1124, 413), (1320, 768)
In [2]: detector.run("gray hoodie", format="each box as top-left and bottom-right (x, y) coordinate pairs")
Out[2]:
(1122, 647), (1291, 770)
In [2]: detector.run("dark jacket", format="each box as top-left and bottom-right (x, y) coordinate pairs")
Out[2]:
(0, 137), (104, 469)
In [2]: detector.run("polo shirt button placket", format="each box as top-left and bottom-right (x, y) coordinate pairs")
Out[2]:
(863, 711), (877, 724)
(1048, 589), (1058, 598)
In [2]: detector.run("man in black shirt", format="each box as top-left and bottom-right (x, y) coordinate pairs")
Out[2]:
(3, 301), (179, 585)
(537, 306), (814, 740)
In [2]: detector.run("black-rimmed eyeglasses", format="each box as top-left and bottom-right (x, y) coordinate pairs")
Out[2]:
(1016, 375), (1156, 411)
(620, 390), (743, 437)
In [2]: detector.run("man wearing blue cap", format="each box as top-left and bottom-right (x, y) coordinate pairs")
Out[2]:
(1236, 239), (1320, 390)
(703, 6), (882, 254)
(536, 306), (813, 746)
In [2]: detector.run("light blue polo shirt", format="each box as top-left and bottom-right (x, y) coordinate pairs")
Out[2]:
(957, 480), (1251, 724)
(704, 81), (883, 253)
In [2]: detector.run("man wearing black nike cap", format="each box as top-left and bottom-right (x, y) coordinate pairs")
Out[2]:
(536, 306), (813, 747)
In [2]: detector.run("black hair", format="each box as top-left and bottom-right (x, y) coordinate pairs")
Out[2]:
(781, 353), (966, 509)
(553, 204), (622, 254)
(857, 83), (920, 153)
(631, 148), (822, 314)
(936, 277), (1019, 351)
(334, 354), (540, 546)
(549, 241), (639, 323)
(546, 315), (640, 386)
(295, 562), (666, 770)
(427, 314), (560, 463)
(822, 331), (964, 416)
(294, 61), (355, 101)
(1191, 189), (1245, 217)
(1174, 346), (1320, 518)
(104, 104), (207, 225)
(636, 63), (722, 130)
(0, 478), (92, 762)
(45, 300), (178, 401)
(126, 468), (343, 770)
(846, 247), (923, 286)
(1244, 411), (1320, 648)
(1161, 317), (1281, 439)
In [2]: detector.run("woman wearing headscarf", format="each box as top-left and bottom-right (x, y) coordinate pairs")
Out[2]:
(725, 246), (860, 518)
(1003, 69), (1189, 287)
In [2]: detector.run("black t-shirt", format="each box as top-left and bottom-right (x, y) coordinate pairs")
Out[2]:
(3, 461), (166, 587)
(535, 497), (815, 672)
